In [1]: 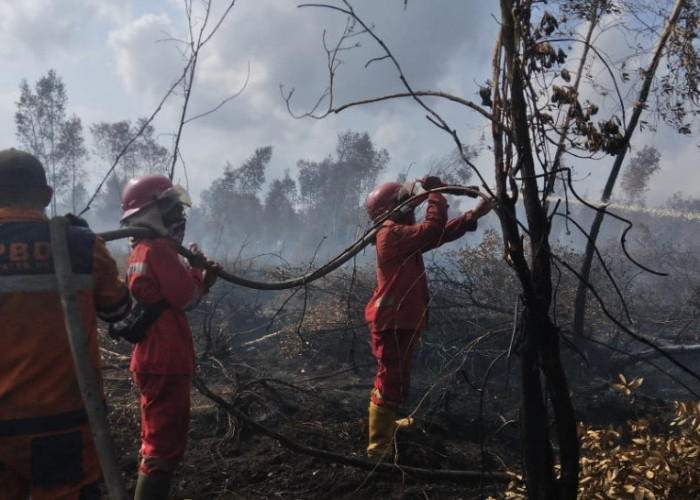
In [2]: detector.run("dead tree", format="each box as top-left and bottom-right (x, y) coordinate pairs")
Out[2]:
(490, 3), (579, 498)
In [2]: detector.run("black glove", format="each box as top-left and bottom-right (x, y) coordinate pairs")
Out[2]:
(420, 176), (444, 191)
(108, 300), (169, 344)
(440, 187), (466, 196)
(464, 185), (481, 198)
(447, 185), (480, 198)
(65, 213), (90, 228)
(186, 242), (208, 269)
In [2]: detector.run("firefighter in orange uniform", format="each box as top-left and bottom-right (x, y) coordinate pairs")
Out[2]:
(364, 176), (492, 458)
(119, 174), (219, 499)
(0, 149), (131, 499)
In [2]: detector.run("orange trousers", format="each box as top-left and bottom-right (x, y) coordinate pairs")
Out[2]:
(0, 424), (101, 500)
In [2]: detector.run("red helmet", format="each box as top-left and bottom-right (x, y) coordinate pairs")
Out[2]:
(365, 182), (412, 221)
(120, 174), (191, 221)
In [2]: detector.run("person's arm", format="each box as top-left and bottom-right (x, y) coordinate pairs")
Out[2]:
(92, 236), (131, 323)
(439, 196), (493, 245)
(186, 243), (220, 294)
(378, 193), (449, 258)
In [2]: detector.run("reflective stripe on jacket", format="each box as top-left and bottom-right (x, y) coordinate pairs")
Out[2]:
(128, 238), (204, 375)
(0, 208), (130, 428)
(364, 193), (478, 332)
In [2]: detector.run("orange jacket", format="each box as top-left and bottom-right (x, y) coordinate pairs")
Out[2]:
(364, 194), (477, 333)
(0, 208), (130, 431)
(127, 238), (205, 375)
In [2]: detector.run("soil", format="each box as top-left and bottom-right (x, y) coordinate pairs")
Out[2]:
(99, 328), (521, 500)
(98, 309), (672, 500)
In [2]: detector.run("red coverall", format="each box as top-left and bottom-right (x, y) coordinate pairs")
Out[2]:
(126, 237), (205, 477)
(0, 208), (131, 500)
(364, 193), (477, 408)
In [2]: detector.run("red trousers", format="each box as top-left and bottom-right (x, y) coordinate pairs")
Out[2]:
(132, 373), (191, 476)
(370, 329), (420, 408)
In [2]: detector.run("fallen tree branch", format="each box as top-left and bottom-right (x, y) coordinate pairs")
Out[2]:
(99, 347), (131, 362)
(192, 375), (511, 484)
(632, 344), (700, 360)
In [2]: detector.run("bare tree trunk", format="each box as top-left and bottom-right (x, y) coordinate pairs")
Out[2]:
(498, 1), (579, 497)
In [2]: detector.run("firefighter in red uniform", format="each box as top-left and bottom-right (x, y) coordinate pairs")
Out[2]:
(119, 174), (219, 499)
(364, 176), (492, 458)
(0, 149), (131, 499)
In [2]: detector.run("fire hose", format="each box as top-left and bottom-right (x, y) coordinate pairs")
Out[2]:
(97, 184), (485, 290)
(46, 184), (484, 497)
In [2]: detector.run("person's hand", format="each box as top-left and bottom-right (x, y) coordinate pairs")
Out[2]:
(471, 196), (494, 219)
(187, 242), (207, 269)
(203, 261), (222, 291)
(440, 187), (464, 195)
(65, 213), (89, 228)
(420, 176), (444, 191)
(447, 185), (481, 198)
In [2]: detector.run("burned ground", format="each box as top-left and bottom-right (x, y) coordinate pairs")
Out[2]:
(101, 320), (518, 499)
(100, 321), (684, 500)
(99, 235), (700, 499)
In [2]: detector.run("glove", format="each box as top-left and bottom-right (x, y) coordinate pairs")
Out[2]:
(65, 213), (89, 228)
(464, 186), (481, 198)
(203, 261), (222, 292)
(442, 185), (480, 197)
(186, 242), (207, 269)
(420, 176), (444, 191)
(440, 187), (467, 196)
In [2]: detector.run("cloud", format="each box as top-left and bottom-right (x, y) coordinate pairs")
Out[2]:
(169, 0), (499, 190)
(85, 0), (132, 24)
(0, 0), (131, 60)
(0, 1), (80, 59)
(108, 13), (182, 94)
(178, 1), (497, 125)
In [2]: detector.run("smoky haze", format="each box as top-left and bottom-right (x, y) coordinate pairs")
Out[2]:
(64, 126), (488, 273)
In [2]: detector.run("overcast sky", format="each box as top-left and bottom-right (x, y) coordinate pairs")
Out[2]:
(0, 0), (696, 212)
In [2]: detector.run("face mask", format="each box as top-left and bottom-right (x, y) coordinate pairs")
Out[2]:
(161, 202), (187, 244)
(389, 194), (414, 223)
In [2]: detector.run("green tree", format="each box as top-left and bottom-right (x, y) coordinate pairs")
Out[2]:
(14, 69), (83, 215)
(619, 145), (661, 206)
(56, 116), (88, 213)
(263, 169), (298, 248)
(667, 192), (700, 212)
(200, 146), (272, 251)
(221, 146), (270, 196)
(297, 130), (389, 246)
(90, 119), (169, 224)
(91, 119), (169, 180)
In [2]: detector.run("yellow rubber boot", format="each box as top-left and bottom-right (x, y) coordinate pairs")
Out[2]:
(366, 402), (397, 459)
